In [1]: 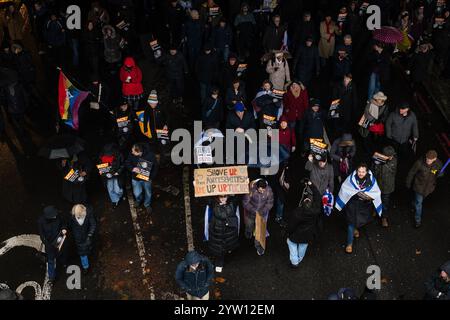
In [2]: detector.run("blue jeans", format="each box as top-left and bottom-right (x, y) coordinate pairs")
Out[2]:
(47, 255), (56, 280)
(132, 179), (152, 208)
(80, 255), (89, 270)
(347, 224), (356, 246)
(414, 192), (424, 223)
(106, 178), (123, 204)
(279, 145), (291, 164)
(287, 239), (308, 266)
(368, 72), (381, 100)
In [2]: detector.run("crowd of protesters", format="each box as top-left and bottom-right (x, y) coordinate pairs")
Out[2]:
(0, 0), (447, 300)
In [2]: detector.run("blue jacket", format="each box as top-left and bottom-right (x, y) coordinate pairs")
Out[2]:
(175, 251), (214, 298)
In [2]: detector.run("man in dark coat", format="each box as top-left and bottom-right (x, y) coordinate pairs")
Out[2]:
(184, 10), (205, 70)
(202, 87), (224, 128)
(293, 12), (317, 53)
(368, 42), (391, 100)
(159, 47), (188, 103)
(165, 0), (185, 47)
(60, 152), (94, 205)
(38, 206), (67, 282)
(211, 18), (233, 62)
(206, 195), (239, 273)
(303, 99), (325, 149)
(332, 47), (352, 84)
(125, 143), (158, 214)
(68, 204), (96, 274)
(234, 3), (256, 61)
(286, 180), (322, 268)
(406, 150), (443, 228)
(195, 45), (220, 103)
(332, 73), (358, 136)
(409, 42), (433, 87)
(175, 251), (214, 300)
(262, 15), (287, 53)
(99, 143), (125, 209)
(225, 102), (255, 131)
(293, 37), (320, 89)
(424, 261), (450, 300)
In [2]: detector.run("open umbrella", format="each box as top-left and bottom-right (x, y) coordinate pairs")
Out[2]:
(38, 134), (85, 160)
(373, 26), (403, 44)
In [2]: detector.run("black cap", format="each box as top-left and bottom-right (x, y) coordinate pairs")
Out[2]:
(43, 206), (58, 219)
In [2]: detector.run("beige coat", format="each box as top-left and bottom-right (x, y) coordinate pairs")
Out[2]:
(5, 12), (25, 41)
(319, 21), (339, 59)
(266, 58), (291, 90)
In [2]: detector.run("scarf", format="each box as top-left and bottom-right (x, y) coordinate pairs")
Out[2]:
(368, 102), (380, 120)
(335, 170), (383, 216)
(325, 21), (334, 42)
(76, 216), (86, 226)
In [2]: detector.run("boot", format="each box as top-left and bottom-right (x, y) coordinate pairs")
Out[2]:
(353, 229), (360, 238)
(345, 244), (353, 254)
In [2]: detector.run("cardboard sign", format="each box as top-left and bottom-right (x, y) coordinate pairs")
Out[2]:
(97, 163), (114, 178)
(194, 166), (249, 197)
(195, 146), (213, 164)
(156, 129), (170, 144)
(272, 89), (286, 99)
(64, 169), (83, 183)
(116, 20), (130, 31)
(329, 99), (340, 119)
(150, 40), (162, 59)
(254, 213), (267, 250)
(338, 13), (348, 23)
(209, 7), (220, 17)
(136, 159), (153, 181)
(310, 139), (328, 157)
(373, 152), (390, 164)
(117, 116), (131, 134)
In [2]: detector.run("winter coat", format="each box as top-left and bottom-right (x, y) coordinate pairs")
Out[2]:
(207, 200), (239, 257)
(406, 158), (443, 198)
(266, 59), (291, 91)
(5, 13), (25, 41)
(11, 50), (36, 86)
(184, 19), (205, 50)
(139, 104), (168, 144)
(294, 44), (320, 83)
(125, 144), (158, 181)
(282, 89), (309, 122)
(305, 161), (334, 195)
(262, 22), (287, 52)
(332, 81), (358, 132)
(332, 56), (352, 82)
(60, 153), (94, 204)
(221, 62), (239, 90)
(225, 86), (247, 110)
(293, 21), (317, 50)
(424, 261), (450, 300)
(68, 208), (96, 256)
(385, 109), (419, 144)
(369, 49), (391, 88)
(330, 134), (356, 163)
(373, 146), (397, 195)
(286, 185), (322, 244)
(175, 251), (214, 298)
(120, 57), (144, 96)
(410, 50), (433, 83)
(160, 51), (188, 80)
(279, 127), (296, 150)
(99, 143), (124, 181)
(211, 24), (233, 50)
(234, 13), (256, 40)
(38, 215), (66, 251)
(226, 110), (255, 131)
(202, 96), (224, 126)
(344, 173), (377, 228)
(259, 101), (280, 129)
(304, 108), (325, 140)
(243, 184), (274, 219)
(4, 82), (27, 115)
(363, 102), (389, 124)
(82, 27), (102, 59)
(195, 51), (220, 84)
(45, 19), (66, 47)
(319, 21), (338, 59)
(102, 25), (122, 64)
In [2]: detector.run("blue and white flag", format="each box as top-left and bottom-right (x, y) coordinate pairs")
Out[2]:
(335, 170), (383, 216)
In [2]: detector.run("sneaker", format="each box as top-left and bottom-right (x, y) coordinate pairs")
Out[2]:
(215, 266), (223, 273)
(353, 229), (360, 238)
(256, 248), (265, 256)
(381, 218), (389, 228)
(415, 221), (422, 228)
(345, 244), (353, 254)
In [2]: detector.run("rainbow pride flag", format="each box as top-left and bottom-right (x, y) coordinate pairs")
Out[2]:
(58, 71), (89, 130)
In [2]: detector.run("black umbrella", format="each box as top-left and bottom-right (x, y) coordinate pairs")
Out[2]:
(38, 134), (85, 160)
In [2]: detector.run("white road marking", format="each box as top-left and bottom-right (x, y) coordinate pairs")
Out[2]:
(125, 185), (155, 300)
(183, 166), (195, 252)
(0, 234), (50, 300)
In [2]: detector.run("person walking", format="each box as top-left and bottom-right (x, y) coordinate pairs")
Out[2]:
(120, 57), (144, 111)
(204, 195), (240, 273)
(406, 150), (444, 228)
(335, 164), (382, 254)
(68, 204), (97, 275)
(286, 179), (322, 268)
(98, 143), (125, 209)
(175, 251), (214, 300)
(424, 261), (450, 300)
(306, 153), (334, 196)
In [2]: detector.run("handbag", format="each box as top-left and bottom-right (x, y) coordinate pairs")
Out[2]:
(368, 122), (385, 136)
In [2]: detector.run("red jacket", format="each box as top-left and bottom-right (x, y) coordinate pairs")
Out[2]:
(279, 127), (296, 150)
(120, 57), (144, 96)
(282, 89), (309, 122)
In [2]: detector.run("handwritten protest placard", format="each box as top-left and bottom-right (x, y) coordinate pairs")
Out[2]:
(194, 166), (249, 197)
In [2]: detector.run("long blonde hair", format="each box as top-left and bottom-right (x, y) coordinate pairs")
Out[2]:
(72, 204), (87, 219)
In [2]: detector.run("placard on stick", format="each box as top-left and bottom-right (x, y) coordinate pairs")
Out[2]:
(194, 166), (249, 197)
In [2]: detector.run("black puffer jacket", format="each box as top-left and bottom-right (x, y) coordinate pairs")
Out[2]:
(286, 184), (322, 244)
(69, 207), (97, 256)
(207, 199), (239, 257)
